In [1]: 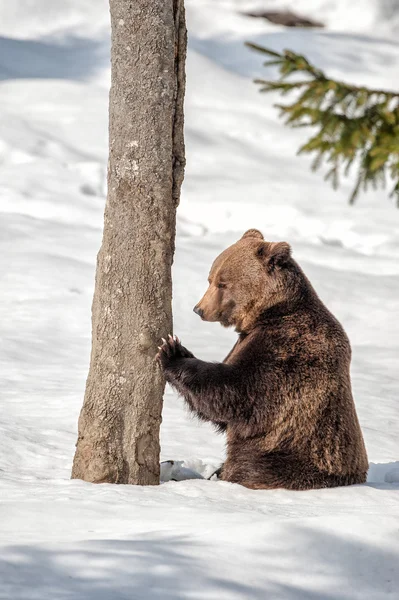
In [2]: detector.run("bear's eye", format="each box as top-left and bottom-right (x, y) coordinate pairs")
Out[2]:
(217, 283), (226, 289)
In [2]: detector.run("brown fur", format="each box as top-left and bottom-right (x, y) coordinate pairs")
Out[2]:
(157, 230), (368, 490)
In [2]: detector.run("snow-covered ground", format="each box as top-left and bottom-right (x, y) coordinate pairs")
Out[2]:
(1, 1), (399, 598)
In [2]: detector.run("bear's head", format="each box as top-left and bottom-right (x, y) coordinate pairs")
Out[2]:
(193, 229), (294, 332)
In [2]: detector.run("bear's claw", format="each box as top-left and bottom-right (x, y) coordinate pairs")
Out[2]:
(155, 334), (195, 368)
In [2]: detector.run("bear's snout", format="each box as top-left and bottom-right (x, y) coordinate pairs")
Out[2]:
(193, 305), (204, 318)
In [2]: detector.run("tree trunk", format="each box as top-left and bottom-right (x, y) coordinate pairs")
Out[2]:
(71, 0), (187, 485)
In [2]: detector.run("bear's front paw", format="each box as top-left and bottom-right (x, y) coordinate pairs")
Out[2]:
(156, 334), (194, 370)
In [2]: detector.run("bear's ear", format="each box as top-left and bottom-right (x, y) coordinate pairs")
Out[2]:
(257, 241), (291, 271)
(241, 229), (264, 240)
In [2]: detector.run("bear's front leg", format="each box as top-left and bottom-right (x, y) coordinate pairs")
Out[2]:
(156, 336), (249, 426)
(156, 334), (199, 403)
(156, 336), (226, 432)
(156, 335), (194, 383)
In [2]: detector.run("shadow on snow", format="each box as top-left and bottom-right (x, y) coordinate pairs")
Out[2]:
(0, 35), (109, 81)
(0, 527), (398, 599)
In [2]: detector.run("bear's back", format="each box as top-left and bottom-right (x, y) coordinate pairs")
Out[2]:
(222, 300), (368, 489)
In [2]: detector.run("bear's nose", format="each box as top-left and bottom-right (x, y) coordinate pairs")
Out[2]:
(193, 305), (204, 318)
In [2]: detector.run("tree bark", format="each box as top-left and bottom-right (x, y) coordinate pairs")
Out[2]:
(71, 0), (187, 485)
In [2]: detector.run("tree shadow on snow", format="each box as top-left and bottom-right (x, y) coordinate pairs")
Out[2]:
(0, 527), (398, 599)
(0, 535), (264, 600)
(189, 29), (398, 82)
(255, 524), (399, 599)
(0, 35), (109, 81)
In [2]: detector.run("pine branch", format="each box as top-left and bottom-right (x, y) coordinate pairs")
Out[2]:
(246, 43), (399, 204)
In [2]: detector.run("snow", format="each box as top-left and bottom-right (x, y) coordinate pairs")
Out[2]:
(1, 0), (399, 597)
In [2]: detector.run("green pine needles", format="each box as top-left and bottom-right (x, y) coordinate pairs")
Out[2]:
(246, 42), (399, 205)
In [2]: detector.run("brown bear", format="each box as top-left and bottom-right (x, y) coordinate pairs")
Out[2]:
(157, 229), (368, 490)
